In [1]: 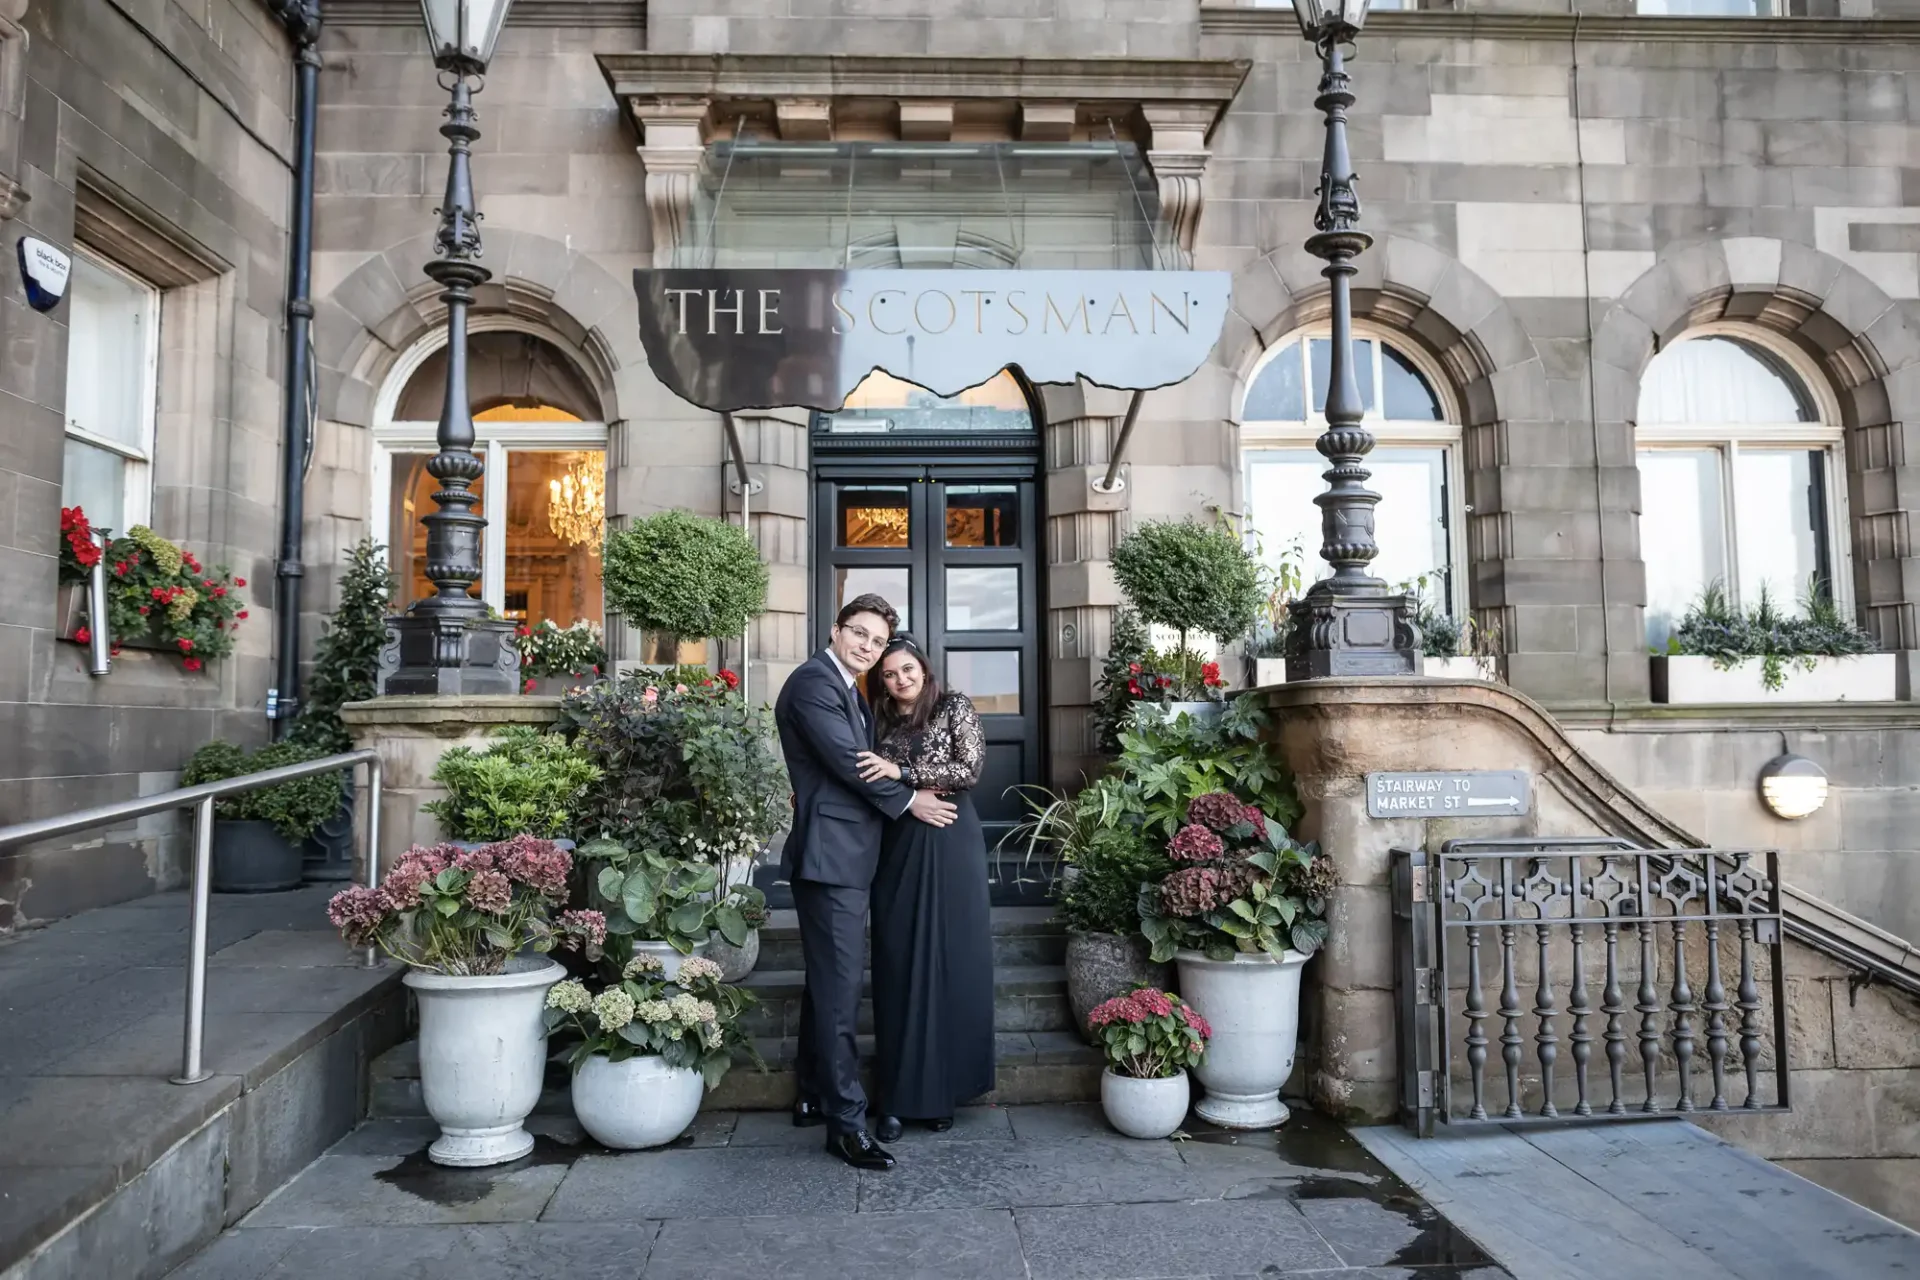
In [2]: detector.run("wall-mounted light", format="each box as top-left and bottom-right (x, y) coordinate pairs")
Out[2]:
(1759, 753), (1828, 821)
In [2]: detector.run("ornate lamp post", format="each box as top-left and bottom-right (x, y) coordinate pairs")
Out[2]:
(1284, 0), (1421, 679)
(382, 0), (519, 695)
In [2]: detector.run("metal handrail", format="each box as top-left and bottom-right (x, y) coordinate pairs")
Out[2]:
(0, 748), (383, 1086)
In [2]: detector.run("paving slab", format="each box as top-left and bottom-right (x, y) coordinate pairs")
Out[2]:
(644, 1209), (1026, 1279)
(172, 1223), (660, 1280)
(242, 1147), (574, 1228)
(727, 1104), (1014, 1148)
(1015, 1198), (1344, 1278)
(540, 1146), (861, 1221)
(854, 1135), (1213, 1212)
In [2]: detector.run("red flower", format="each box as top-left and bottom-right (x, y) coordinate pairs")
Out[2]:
(138, 606), (150, 616)
(1128, 662), (1142, 675)
(717, 668), (740, 690)
(592, 664), (602, 675)
(517, 625), (532, 637)
(1127, 680), (1142, 696)
(1156, 675), (1172, 688)
(522, 677), (534, 693)
(74, 626), (91, 644)
(182, 656), (202, 672)
(234, 577), (246, 587)
(236, 610), (249, 620)
(177, 638), (194, 652)
(114, 561), (128, 577)
(214, 619), (224, 629)
(109, 644), (122, 658)
(202, 580), (213, 589)
(212, 586), (226, 597)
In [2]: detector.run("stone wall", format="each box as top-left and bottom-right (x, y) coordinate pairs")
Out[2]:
(0, 0), (294, 925)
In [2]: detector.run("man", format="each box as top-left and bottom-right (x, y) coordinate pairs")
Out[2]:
(773, 593), (957, 1171)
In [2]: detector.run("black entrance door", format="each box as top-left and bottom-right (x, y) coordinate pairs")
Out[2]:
(813, 463), (1042, 886)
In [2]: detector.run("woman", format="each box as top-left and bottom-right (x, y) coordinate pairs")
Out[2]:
(856, 633), (996, 1139)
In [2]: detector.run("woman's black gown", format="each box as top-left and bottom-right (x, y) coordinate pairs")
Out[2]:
(871, 691), (996, 1120)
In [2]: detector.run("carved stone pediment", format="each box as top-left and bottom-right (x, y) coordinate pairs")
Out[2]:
(598, 53), (1249, 267)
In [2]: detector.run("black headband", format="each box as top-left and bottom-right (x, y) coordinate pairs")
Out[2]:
(882, 631), (924, 657)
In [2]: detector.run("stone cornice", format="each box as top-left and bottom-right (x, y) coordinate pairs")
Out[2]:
(597, 54), (1252, 122)
(1200, 4), (1920, 43)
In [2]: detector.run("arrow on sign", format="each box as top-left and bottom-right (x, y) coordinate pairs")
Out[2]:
(1466, 796), (1521, 808)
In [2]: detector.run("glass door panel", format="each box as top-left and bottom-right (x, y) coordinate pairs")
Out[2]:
(834, 567), (912, 630)
(504, 449), (605, 628)
(947, 649), (1022, 713)
(390, 452), (483, 611)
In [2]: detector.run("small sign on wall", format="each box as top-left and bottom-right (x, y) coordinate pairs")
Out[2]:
(18, 237), (70, 313)
(1366, 770), (1531, 818)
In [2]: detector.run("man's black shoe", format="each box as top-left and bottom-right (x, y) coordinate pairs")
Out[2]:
(923, 1117), (953, 1133)
(792, 1098), (827, 1128)
(826, 1129), (897, 1171)
(875, 1114), (904, 1143)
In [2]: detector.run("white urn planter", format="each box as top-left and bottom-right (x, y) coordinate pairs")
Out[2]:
(1175, 948), (1309, 1129)
(1651, 653), (1898, 704)
(571, 1053), (705, 1150)
(405, 955), (564, 1167)
(631, 937), (710, 982)
(1100, 1068), (1191, 1140)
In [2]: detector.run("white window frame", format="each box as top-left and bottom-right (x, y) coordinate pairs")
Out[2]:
(1238, 324), (1467, 619)
(1634, 324), (1853, 625)
(63, 247), (160, 531)
(372, 321), (609, 617)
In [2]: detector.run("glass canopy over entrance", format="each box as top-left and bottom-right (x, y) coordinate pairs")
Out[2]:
(675, 141), (1169, 271)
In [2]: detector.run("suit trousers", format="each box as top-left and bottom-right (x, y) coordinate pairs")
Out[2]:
(791, 877), (870, 1135)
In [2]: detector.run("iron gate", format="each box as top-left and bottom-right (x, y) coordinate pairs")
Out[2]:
(1393, 837), (1791, 1136)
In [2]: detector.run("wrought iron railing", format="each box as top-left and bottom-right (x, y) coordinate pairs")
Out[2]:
(1393, 836), (1790, 1136)
(0, 749), (383, 1086)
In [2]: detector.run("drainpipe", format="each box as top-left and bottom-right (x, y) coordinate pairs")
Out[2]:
(265, 0), (321, 738)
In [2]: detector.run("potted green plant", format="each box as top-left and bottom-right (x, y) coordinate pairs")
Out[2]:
(327, 837), (604, 1166)
(575, 835), (717, 979)
(424, 725), (602, 847)
(1012, 777), (1172, 1044)
(182, 741), (345, 893)
(290, 539), (397, 879)
(515, 619), (606, 695)
(1110, 518), (1262, 720)
(545, 952), (757, 1149)
(1137, 790), (1334, 1131)
(601, 509), (768, 667)
(1090, 986), (1211, 1140)
(561, 672), (788, 975)
(1654, 581), (1889, 703)
(1245, 532), (1305, 688)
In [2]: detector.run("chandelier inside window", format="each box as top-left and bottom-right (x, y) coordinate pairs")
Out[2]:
(547, 458), (605, 554)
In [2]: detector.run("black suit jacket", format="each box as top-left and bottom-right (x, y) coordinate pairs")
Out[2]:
(774, 650), (913, 888)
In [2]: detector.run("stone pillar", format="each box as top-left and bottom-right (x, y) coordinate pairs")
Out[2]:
(1041, 381), (1132, 788)
(340, 695), (564, 874)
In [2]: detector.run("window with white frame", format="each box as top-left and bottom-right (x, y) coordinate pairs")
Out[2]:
(61, 250), (159, 535)
(1240, 331), (1461, 635)
(1635, 333), (1844, 647)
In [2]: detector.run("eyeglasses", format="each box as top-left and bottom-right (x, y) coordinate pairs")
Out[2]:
(838, 622), (887, 650)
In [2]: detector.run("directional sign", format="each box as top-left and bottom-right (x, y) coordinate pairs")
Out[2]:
(1366, 770), (1531, 818)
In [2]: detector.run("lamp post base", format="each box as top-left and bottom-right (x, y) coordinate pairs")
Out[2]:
(379, 614), (521, 696)
(1284, 591), (1423, 680)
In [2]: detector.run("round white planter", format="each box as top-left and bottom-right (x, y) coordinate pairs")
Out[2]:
(405, 955), (565, 1167)
(630, 937), (711, 982)
(1175, 948), (1308, 1129)
(571, 1053), (705, 1149)
(1100, 1068), (1191, 1140)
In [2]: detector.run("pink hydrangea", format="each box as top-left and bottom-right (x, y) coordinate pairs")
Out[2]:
(1087, 993), (1145, 1029)
(1168, 822), (1226, 863)
(558, 909), (607, 949)
(379, 843), (455, 910)
(464, 868), (511, 914)
(1186, 792), (1246, 833)
(326, 885), (388, 947)
(453, 844), (497, 873)
(1159, 862), (1259, 917)
(1133, 987), (1174, 1018)
(1181, 1004), (1214, 1041)
(492, 834), (572, 900)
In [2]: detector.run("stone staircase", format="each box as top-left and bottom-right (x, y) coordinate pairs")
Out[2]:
(367, 904), (1101, 1118)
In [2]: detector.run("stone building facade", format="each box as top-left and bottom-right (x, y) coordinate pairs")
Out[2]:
(4, 0), (1920, 1169)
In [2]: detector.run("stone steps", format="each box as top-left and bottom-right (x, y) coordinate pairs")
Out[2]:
(735, 963), (1072, 1038)
(752, 904), (1066, 971)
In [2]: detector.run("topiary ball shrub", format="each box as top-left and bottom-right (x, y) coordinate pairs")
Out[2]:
(601, 510), (769, 647)
(1110, 518), (1262, 658)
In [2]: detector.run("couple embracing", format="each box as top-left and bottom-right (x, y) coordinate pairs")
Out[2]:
(772, 593), (996, 1170)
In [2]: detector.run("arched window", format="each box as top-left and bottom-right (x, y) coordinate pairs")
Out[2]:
(1634, 333), (1844, 646)
(1240, 331), (1461, 634)
(372, 328), (609, 631)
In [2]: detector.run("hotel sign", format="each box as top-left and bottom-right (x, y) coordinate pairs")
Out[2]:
(633, 268), (1232, 413)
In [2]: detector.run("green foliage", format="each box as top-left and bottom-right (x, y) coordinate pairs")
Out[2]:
(515, 619), (606, 683)
(559, 674), (788, 875)
(1110, 518), (1262, 655)
(424, 725), (601, 842)
(1010, 779), (1171, 936)
(1117, 698), (1302, 840)
(1246, 530), (1307, 658)
(183, 740), (345, 843)
(293, 540), (396, 753)
(601, 510), (769, 642)
(1091, 607), (1153, 754)
(711, 883), (769, 947)
(576, 836), (719, 958)
(1672, 579), (1877, 691)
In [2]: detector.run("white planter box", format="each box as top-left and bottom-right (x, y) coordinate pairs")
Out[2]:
(1426, 655), (1497, 681)
(1248, 658), (1287, 688)
(1651, 653), (1899, 704)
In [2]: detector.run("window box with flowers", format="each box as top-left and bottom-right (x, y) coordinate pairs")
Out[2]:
(56, 507), (247, 671)
(515, 619), (607, 696)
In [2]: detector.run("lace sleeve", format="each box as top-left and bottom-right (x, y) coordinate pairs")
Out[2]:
(911, 694), (986, 792)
